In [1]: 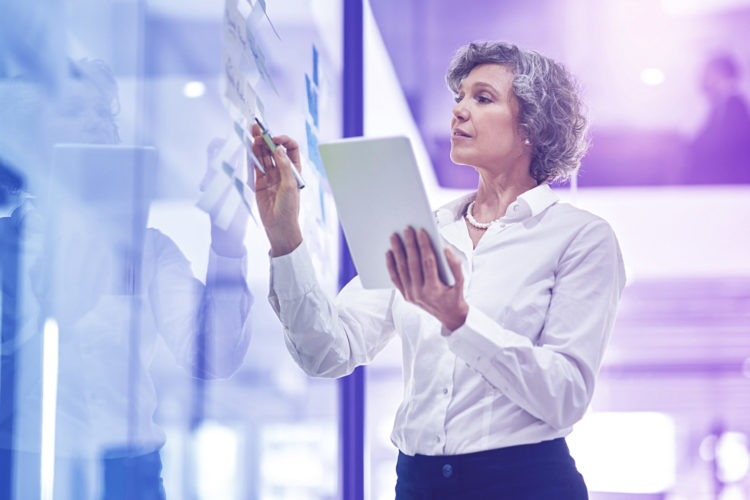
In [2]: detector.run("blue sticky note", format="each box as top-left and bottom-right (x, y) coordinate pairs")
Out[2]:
(305, 74), (319, 128)
(222, 161), (236, 177)
(312, 45), (319, 86)
(233, 121), (245, 140)
(234, 178), (252, 211)
(305, 121), (325, 178)
(318, 184), (326, 223)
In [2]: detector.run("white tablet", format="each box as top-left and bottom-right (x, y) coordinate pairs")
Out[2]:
(319, 136), (454, 289)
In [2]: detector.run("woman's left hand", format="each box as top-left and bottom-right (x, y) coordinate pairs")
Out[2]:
(386, 227), (469, 332)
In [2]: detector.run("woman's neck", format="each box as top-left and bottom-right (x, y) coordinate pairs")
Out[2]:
(471, 169), (538, 222)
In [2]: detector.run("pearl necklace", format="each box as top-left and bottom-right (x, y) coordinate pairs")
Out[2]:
(465, 201), (502, 230)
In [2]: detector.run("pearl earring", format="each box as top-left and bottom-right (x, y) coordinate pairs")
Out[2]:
(523, 138), (532, 146)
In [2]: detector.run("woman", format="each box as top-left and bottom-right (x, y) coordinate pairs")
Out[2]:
(252, 41), (625, 499)
(0, 60), (253, 499)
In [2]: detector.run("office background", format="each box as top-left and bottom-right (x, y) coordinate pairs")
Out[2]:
(1, 0), (749, 499)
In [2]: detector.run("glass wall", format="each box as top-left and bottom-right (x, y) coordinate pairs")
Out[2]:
(1, 1), (342, 499)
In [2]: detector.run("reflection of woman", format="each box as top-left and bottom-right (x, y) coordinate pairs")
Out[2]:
(0, 60), (253, 500)
(688, 53), (750, 184)
(253, 41), (625, 498)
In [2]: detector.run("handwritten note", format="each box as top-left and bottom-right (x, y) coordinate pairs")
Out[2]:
(246, 0), (281, 40)
(224, 53), (257, 123)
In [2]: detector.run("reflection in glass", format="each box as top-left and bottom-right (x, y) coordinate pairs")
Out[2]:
(1, 56), (253, 499)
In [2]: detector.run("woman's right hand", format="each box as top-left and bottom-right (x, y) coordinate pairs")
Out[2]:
(250, 123), (304, 256)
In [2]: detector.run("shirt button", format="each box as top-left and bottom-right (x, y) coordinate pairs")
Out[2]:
(499, 223), (506, 228)
(443, 388), (449, 395)
(442, 464), (453, 478)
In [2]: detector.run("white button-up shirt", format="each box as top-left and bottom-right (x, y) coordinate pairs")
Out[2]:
(1, 208), (253, 457)
(269, 184), (625, 456)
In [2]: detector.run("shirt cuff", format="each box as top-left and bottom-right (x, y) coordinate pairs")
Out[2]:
(447, 305), (533, 364)
(207, 245), (248, 286)
(269, 241), (318, 300)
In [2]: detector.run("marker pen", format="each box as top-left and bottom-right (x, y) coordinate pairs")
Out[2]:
(254, 117), (305, 189)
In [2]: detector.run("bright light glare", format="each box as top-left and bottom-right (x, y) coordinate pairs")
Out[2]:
(192, 422), (239, 500)
(700, 434), (718, 461)
(260, 422), (336, 497)
(41, 318), (60, 500)
(567, 411), (676, 493)
(717, 432), (750, 483)
(183, 81), (206, 98)
(720, 484), (748, 500)
(641, 68), (665, 86)
(661, 0), (750, 16)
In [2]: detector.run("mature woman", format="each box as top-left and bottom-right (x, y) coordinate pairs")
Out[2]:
(252, 41), (625, 499)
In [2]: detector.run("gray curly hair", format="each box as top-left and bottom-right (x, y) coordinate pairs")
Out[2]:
(446, 41), (588, 184)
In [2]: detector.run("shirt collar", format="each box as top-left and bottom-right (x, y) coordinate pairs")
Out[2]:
(434, 183), (559, 227)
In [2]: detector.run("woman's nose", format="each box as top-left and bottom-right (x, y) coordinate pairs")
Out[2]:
(452, 101), (468, 121)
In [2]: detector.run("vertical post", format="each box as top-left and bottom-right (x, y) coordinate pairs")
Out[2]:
(340, 1), (365, 500)
(0, 214), (22, 500)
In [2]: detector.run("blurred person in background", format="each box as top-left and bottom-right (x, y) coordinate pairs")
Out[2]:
(0, 58), (254, 500)
(687, 53), (750, 184)
(251, 41), (625, 499)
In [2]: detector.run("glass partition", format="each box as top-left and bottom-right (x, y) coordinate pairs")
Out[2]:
(1, 1), (342, 499)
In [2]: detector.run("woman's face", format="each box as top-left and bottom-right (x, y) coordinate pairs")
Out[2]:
(450, 63), (528, 172)
(48, 79), (118, 145)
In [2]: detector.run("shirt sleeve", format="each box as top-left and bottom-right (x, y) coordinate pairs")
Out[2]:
(268, 242), (397, 378)
(447, 219), (626, 429)
(147, 229), (253, 379)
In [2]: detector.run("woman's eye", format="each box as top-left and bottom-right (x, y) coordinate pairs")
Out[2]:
(453, 95), (463, 104)
(476, 95), (491, 104)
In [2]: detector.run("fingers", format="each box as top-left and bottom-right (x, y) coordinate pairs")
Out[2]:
(389, 232), (410, 292)
(444, 247), (464, 289)
(385, 250), (404, 295)
(250, 126), (303, 177)
(390, 229), (463, 297)
(416, 229), (440, 287)
(273, 145), (300, 189)
(252, 134), (275, 172)
(402, 227), (424, 291)
(271, 134), (301, 165)
(251, 124), (275, 171)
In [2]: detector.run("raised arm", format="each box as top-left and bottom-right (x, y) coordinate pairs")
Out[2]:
(251, 125), (397, 377)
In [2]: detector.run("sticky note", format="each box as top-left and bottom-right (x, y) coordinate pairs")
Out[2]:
(319, 184), (326, 223)
(223, 52), (257, 122)
(305, 74), (319, 128)
(244, 140), (264, 175)
(197, 170), (232, 213)
(222, 160), (236, 177)
(305, 121), (325, 178)
(210, 128), (242, 172)
(312, 45), (319, 86)
(247, 0), (280, 39)
(224, 0), (251, 60)
(244, 23), (278, 94)
(214, 185), (243, 230)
